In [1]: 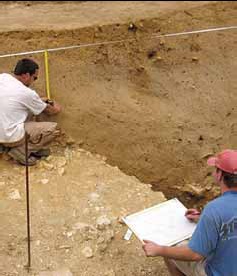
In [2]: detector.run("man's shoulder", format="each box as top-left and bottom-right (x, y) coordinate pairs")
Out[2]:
(203, 196), (225, 215)
(0, 73), (14, 81)
(0, 73), (32, 94)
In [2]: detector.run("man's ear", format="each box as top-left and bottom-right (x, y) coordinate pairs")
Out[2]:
(217, 170), (223, 182)
(21, 73), (28, 81)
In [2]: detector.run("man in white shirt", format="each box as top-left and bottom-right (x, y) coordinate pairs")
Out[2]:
(0, 58), (61, 165)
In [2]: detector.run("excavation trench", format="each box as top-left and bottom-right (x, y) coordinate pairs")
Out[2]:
(0, 2), (236, 209)
(1, 2), (237, 275)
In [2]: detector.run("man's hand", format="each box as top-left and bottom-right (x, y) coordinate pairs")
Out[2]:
(44, 101), (62, 115)
(142, 240), (204, 261)
(185, 209), (201, 223)
(142, 240), (163, 257)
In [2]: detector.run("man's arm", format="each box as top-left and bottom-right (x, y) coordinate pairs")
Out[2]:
(142, 240), (204, 262)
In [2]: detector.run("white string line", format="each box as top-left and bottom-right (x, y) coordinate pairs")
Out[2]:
(152, 26), (237, 38)
(0, 25), (236, 58)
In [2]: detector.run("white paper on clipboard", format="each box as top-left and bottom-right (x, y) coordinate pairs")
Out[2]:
(122, 198), (196, 246)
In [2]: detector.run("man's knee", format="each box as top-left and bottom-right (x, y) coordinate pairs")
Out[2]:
(25, 121), (57, 133)
(164, 258), (186, 276)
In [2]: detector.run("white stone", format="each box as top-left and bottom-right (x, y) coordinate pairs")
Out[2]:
(8, 189), (21, 200)
(96, 215), (111, 230)
(41, 179), (49, 185)
(35, 240), (41, 246)
(89, 192), (100, 202)
(104, 269), (116, 276)
(66, 231), (73, 238)
(183, 183), (205, 196)
(81, 246), (93, 258)
(56, 157), (67, 168)
(58, 168), (65, 176)
(72, 222), (94, 232)
(41, 161), (54, 171)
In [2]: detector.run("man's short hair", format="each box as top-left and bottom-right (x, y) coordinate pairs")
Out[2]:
(14, 58), (39, 76)
(221, 170), (237, 188)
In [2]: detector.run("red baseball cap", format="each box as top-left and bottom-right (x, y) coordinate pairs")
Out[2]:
(207, 149), (237, 174)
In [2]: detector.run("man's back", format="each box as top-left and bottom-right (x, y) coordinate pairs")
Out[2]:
(0, 73), (45, 143)
(189, 191), (237, 275)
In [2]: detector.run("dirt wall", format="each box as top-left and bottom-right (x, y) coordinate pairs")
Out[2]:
(0, 1), (237, 206)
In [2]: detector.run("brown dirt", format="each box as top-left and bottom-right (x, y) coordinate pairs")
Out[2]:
(0, 143), (167, 276)
(0, 1), (237, 275)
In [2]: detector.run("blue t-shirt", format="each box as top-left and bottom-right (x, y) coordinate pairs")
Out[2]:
(188, 191), (237, 276)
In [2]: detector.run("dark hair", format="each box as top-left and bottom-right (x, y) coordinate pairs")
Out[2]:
(220, 170), (237, 188)
(14, 58), (39, 76)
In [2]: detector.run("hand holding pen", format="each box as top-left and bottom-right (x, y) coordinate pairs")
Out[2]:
(185, 208), (201, 223)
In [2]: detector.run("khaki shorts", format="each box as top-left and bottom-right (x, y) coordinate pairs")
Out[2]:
(5, 121), (59, 156)
(172, 240), (206, 276)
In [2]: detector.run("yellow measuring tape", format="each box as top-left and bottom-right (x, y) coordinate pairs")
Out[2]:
(44, 50), (51, 100)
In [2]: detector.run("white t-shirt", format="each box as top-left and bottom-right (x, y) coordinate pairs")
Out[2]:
(0, 73), (47, 143)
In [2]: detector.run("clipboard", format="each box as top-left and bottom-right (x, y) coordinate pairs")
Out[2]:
(122, 198), (196, 246)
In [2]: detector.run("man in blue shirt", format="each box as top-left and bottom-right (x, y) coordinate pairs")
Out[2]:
(142, 149), (237, 276)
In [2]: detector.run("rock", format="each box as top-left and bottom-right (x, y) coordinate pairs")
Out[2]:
(77, 139), (84, 146)
(41, 161), (54, 171)
(182, 183), (205, 197)
(128, 22), (137, 32)
(104, 229), (114, 241)
(159, 39), (165, 45)
(81, 246), (93, 258)
(8, 189), (21, 200)
(203, 176), (214, 191)
(101, 155), (107, 161)
(200, 151), (213, 159)
(56, 157), (67, 168)
(97, 236), (105, 244)
(58, 168), (65, 176)
(64, 147), (73, 161)
(35, 240), (41, 246)
(46, 156), (54, 162)
(72, 222), (97, 241)
(41, 179), (49, 185)
(96, 215), (111, 230)
(212, 186), (220, 197)
(192, 56), (199, 62)
(137, 65), (145, 72)
(66, 231), (73, 238)
(85, 151), (93, 157)
(205, 185), (212, 191)
(72, 222), (91, 231)
(57, 245), (72, 250)
(89, 192), (100, 202)
(66, 137), (75, 145)
(104, 269), (116, 276)
(97, 242), (108, 253)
